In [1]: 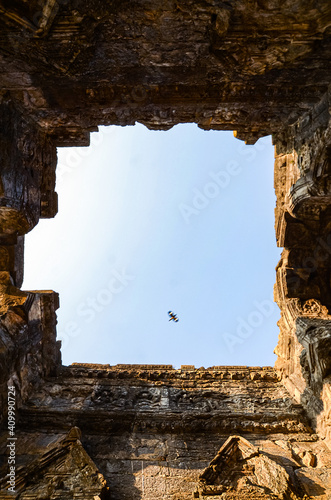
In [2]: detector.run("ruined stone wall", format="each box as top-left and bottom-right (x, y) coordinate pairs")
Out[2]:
(0, 98), (61, 422)
(0, 0), (330, 143)
(0, 0), (331, 498)
(274, 86), (331, 446)
(2, 365), (331, 499)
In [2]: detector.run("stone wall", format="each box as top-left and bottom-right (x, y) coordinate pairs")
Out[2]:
(0, 0), (330, 143)
(274, 86), (331, 446)
(2, 365), (331, 499)
(0, 0), (331, 498)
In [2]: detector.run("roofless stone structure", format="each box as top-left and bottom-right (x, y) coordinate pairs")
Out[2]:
(1, 0), (331, 498)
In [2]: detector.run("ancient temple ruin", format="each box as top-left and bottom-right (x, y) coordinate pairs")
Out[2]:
(1, 0), (331, 498)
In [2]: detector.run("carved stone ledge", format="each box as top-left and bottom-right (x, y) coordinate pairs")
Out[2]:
(65, 364), (279, 383)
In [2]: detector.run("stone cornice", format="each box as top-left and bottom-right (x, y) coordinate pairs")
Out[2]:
(64, 364), (279, 382)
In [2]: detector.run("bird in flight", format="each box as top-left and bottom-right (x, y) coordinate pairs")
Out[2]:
(168, 311), (179, 322)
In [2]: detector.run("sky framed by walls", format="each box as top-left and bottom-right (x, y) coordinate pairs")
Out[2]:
(23, 124), (280, 368)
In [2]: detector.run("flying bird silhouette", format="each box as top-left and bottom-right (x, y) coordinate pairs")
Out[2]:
(168, 311), (179, 322)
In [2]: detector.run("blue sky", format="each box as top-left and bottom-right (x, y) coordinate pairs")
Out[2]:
(23, 124), (281, 368)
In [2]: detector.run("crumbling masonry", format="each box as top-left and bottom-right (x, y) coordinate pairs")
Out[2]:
(1, 1), (331, 498)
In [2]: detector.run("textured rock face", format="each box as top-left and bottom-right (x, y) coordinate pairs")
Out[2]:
(0, 1), (331, 498)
